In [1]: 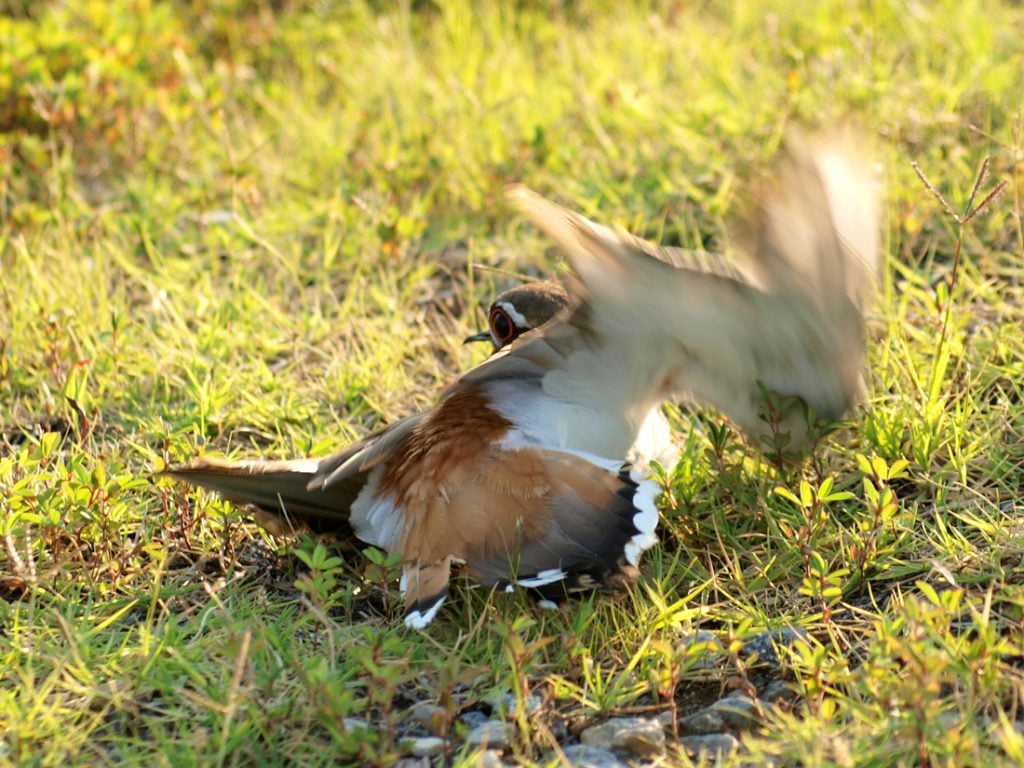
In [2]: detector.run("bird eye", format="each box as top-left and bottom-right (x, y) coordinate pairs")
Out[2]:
(489, 307), (516, 345)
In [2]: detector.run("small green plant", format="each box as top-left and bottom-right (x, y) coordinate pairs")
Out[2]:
(345, 631), (416, 766)
(786, 636), (852, 716)
(294, 538), (345, 608)
(909, 157), (1008, 470)
(773, 477), (856, 621)
(360, 545), (404, 617)
(849, 453), (911, 579)
(640, 632), (723, 734)
(492, 615), (555, 750)
(549, 633), (650, 715)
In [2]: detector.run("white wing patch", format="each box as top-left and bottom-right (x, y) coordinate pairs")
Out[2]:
(515, 567), (570, 588)
(404, 598), (447, 629)
(349, 467), (404, 550)
(484, 379), (638, 461)
(628, 408), (679, 469)
(496, 425), (626, 475)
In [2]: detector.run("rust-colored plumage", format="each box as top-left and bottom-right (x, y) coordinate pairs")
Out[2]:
(380, 388), (514, 512)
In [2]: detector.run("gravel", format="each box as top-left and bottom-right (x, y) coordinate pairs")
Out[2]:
(384, 630), (802, 763)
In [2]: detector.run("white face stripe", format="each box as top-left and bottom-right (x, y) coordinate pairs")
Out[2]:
(495, 301), (530, 330)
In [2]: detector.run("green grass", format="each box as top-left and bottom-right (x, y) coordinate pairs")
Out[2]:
(2, 0), (1024, 765)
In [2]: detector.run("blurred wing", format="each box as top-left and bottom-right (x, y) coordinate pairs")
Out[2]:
(475, 131), (878, 453)
(577, 215), (752, 281)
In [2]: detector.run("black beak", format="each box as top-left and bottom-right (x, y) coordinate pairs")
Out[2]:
(463, 330), (492, 345)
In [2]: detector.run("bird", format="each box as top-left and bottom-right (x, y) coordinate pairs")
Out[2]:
(164, 130), (879, 628)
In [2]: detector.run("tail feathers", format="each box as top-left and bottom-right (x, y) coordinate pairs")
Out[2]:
(466, 457), (660, 599)
(163, 457), (356, 535)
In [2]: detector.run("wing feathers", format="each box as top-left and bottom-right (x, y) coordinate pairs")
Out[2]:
(402, 560), (452, 629)
(506, 130), (879, 450)
(310, 414), (424, 491)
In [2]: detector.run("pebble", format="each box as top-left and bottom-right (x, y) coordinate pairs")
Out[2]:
(678, 694), (759, 734)
(487, 691), (543, 718)
(656, 710), (675, 729)
(741, 627), (810, 667)
(408, 701), (446, 732)
(760, 679), (796, 705)
(464, 720), (513, 750)
(460, 710), (492, 730)
(472, 749), (506, 768)
(342, 717), (371, 733)
(711, 694), (760, 730)
(580, 716), (666, 758)
(677, 705), (722, 735)
(556, 744), (629, 767)
(679, 733), (740, 758)
(403, 736), (446, 758)
(676, 630), (725, 669)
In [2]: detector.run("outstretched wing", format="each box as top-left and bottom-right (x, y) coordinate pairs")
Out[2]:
(461, 130), (878, 458)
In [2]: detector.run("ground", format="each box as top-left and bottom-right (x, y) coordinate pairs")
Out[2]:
(2, 1), (1024, 766)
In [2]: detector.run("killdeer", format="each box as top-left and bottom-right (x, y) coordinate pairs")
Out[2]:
(165, 131), (879, 628)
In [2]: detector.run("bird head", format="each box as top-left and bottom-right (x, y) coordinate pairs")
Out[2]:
(464, 281), (569, 350)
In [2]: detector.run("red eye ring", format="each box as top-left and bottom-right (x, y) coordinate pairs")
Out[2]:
(489, 307), (516, 344)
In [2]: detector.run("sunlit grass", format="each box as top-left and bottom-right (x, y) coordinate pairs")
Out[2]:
(2, 0), (1024, 765)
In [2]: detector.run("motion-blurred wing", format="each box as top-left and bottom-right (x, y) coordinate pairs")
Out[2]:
(465, 131), (878, 456)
